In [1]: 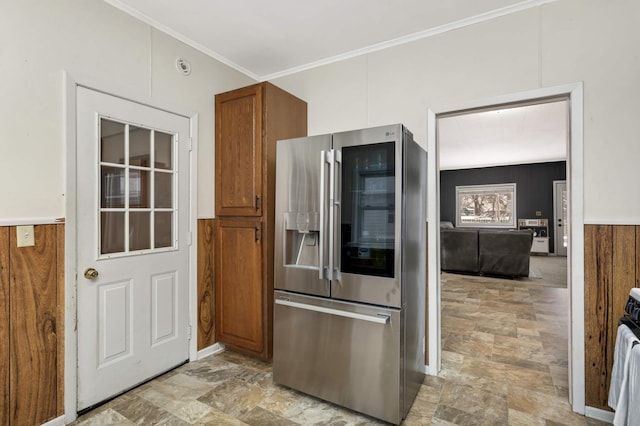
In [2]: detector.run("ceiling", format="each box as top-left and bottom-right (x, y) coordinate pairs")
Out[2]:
(104, 0), (565, 170)
(105, 0), (554, 81)
(438, 100), (568, 170)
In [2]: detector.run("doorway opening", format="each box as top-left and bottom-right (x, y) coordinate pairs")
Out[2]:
(426, 83), (585, 414)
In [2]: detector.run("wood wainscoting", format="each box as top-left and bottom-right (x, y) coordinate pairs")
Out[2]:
(197, 219), (216, 350)
(584, 224), (640, 410)
(0, 219), (217, 423)
(1, 221), (626, 419)
(0, 227), (8, 424)
(0, 224), (64, 425)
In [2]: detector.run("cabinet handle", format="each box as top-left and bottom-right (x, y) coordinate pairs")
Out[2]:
(255, 195), (260, 212)
(255, 227), (259, 242)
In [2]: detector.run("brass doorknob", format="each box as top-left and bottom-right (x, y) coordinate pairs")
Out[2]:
(84, 268), (99, 280)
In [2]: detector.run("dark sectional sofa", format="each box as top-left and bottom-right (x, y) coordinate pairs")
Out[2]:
(440, 227), (533, 277)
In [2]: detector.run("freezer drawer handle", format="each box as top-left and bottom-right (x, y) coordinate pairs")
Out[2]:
(275, 298), (390, 324)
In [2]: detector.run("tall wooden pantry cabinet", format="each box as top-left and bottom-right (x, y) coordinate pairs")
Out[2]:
(214, 82), (307, 360)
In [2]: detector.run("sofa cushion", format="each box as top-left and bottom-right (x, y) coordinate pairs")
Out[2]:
(478, 230), (533, 277)
(440, 228), (479, 273)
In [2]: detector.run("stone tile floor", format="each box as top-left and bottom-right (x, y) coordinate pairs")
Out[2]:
(73, 256), (609, 425)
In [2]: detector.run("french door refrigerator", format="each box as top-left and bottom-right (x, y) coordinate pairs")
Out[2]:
(273, 124), (426, 425)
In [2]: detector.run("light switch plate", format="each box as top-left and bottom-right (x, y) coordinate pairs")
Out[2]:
(16, 225), (35, 247)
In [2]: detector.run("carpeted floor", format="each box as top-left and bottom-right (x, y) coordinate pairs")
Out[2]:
(528, 255), (568, 287)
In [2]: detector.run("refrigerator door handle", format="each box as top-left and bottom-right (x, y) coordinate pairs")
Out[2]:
(333, 149), (341, 280)
(319, 150), (328, 280)
(275, 298), (391, 324)
(328, 149), (336, 281)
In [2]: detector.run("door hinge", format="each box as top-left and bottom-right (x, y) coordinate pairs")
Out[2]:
(187, 325), (192, 340)
(189, 136), (193, 152)
(188, 231), (193, 246)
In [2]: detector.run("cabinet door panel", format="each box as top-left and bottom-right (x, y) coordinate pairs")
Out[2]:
(215, 85), (263, 217)
(215, 220), (263, 353)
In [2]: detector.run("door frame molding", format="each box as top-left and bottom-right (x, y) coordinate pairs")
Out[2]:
(426, 82), (585, 413)
(63, 72), (199, 423)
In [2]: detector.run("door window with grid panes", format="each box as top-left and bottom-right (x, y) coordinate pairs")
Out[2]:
(100, 118), (176, 256)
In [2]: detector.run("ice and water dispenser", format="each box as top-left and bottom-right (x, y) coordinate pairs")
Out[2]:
(283, 211), (320, 269)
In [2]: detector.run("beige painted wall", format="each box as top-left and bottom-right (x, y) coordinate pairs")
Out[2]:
(272, 0), (640, 223)
(2, 0), (640, 223)
(0, 0), (254, 220)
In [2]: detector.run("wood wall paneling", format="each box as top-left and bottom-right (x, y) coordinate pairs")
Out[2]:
(55, 224), (64, 416)
(584, 224), (613, 409)
(636, 226), (640, 288)
(9, 224), (59, 424)
(612, 226), (636, 330)
(197, 219), (216, 350)
(2, 219), (637, 417)
(0, 228), (9, 426)
(583, 224), (640, 410)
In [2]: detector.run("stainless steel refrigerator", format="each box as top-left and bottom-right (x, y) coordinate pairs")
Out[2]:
(273, 124), (426, 425)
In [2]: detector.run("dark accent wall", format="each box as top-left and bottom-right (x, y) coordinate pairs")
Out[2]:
(440, 161), (566, 253)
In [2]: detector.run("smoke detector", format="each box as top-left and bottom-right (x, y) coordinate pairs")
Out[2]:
(175, 58), (191, 76)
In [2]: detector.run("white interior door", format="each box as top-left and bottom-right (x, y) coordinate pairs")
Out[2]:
(554, 180), (568, 256)
(76, 87), (191, 410)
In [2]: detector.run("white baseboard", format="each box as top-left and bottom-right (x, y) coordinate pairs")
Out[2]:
(41, 415), (66, 426)
(197, 342), (225, 360)
(584, 406), (614, 423)
(424, 364), (438, 376)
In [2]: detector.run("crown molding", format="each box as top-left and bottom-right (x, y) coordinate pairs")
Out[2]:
(105, 0), (556, 82)
(104, 0), (261, 81)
